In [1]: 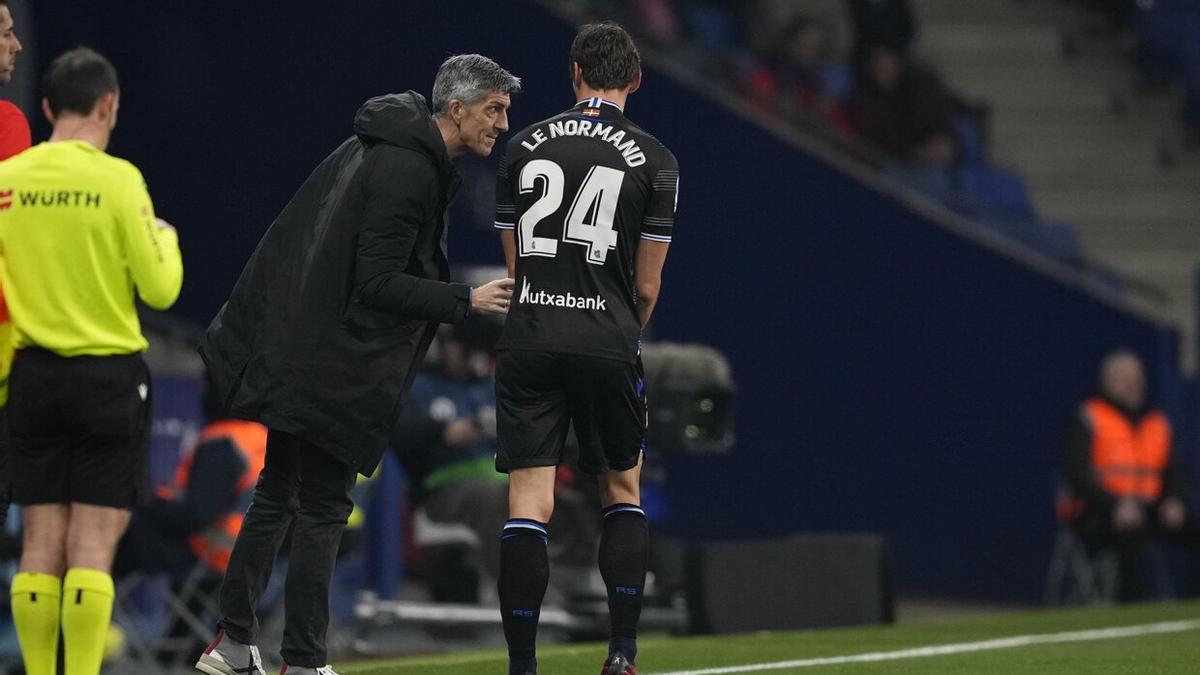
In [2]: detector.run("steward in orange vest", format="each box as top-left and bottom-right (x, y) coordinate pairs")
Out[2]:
(154, 420), (267, 566)
(154, 420), (268, 572)
(115, 418), (267, 578)
(1073, 396), (1173, 503)
(1060, 350), (1199, 599)
(1063, 394), (1183, 529)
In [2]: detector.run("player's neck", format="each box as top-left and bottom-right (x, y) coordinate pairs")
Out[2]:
(49, 116), (110, 152)
(574, 87), (629, 111)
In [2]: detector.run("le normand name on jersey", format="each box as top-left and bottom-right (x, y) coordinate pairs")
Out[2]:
(518, 278), (608, 311)
(519, 119), (646, 167)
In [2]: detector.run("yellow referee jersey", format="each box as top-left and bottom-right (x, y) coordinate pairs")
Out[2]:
(0, 140), (183, 357)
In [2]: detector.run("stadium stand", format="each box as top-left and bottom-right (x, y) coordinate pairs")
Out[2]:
(578, 0), (1199, 370)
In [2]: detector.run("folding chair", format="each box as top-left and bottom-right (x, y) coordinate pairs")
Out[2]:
(1043, 490), (1118, 606)
(114, 558), (224, 674)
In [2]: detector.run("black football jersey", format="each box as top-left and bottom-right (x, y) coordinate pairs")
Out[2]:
(494, 98), (678, 363)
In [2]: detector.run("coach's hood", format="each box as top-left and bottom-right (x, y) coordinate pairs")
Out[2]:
(354, 91), (452, 170)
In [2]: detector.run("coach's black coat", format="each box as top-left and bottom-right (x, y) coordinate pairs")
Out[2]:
(199, 92), (470, 476)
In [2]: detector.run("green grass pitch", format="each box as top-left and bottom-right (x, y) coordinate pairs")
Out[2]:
(341, 599), (1200, 674)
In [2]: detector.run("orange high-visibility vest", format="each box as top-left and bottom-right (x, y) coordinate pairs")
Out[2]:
(159, 420), (268, 572)
(1084, 398), (1171, 501)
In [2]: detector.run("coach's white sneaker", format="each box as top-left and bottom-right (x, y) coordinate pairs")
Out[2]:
(195, 628), (266, 675)
(279, 664), (340, 675)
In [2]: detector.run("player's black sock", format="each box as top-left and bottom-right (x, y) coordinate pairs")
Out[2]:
(499, 519), (549, 674)
(599, 503), (648, 664)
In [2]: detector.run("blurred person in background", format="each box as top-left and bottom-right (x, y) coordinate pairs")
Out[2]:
(115, 384), (268, 657)
(120, 415), (268, 580)
(849, 0), (916, 54)
(0, 0), (27, 157)
(739, 14), (851, 131)
(841, 41), (960, 167)
(196, 55), (519, 675)
(390, 320), (597, 603)
(628, 0), (684, 44)
(391, 320), (507, 601)
(0, 47), (183, 675)
(1062, 349), (1200, 600)
(0, 0), (29, 548)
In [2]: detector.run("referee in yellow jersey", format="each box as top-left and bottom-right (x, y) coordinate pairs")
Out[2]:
(0, 47), (183, 675)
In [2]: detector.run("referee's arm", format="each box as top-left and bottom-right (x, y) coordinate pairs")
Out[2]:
(122, 173), (183, 309)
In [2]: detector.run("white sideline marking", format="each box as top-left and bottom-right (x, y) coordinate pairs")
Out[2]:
(654, 619), (1200, 674)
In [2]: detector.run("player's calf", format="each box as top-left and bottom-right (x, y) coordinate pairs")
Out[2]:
(599, 503), (648, 667)
(498, 519), (550, 675)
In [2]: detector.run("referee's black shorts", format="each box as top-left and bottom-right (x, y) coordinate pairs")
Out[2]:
(495, 349), (646, 475)
(9, 348), (151, 508)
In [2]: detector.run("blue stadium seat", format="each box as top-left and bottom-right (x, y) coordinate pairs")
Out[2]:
(818, 63), (855, 103)
(956, 164), (1036, 222)
(886, 164), (954, 204)
(1037, 220), (1083, 264)
(954, 114), (987, 165)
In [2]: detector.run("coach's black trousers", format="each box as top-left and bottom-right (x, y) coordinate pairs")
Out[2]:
(218, 429), (356, 667)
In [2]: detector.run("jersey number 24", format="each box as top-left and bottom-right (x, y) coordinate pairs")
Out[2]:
(518, 159), (625, 266)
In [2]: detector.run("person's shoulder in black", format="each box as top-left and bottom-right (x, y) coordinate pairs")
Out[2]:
(353, 92), (472, 323)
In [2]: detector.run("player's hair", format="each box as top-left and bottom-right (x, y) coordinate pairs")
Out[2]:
(570, 22), (640, 91)
(43, 47), (119, 117)
(431, 54), (521, 115)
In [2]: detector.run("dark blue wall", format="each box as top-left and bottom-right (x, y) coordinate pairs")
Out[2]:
(30, 2), (1191, 601)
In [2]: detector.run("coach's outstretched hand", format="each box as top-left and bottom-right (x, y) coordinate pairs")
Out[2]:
(472, 278), (515, 315)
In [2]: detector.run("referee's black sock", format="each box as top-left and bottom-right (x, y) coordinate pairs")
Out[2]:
(499, 519), (549, 675)
(599, 503), (648, 664)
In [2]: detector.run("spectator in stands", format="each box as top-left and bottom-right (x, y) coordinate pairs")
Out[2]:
(628, 0), (684, 44)
(740, 15), (848, 126)
(677, 0), (744, 53)
(849, 0), (916, 54)
(1062, 349), (1200, 600)
(841, 42), (960, 167)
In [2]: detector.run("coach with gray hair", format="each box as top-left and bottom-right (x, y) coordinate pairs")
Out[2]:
(196, 54), (521, 675)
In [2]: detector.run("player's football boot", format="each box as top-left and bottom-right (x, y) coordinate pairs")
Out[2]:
(195, 628), (266, 675)
(278, 663), (340, 675)
(601, 653), (636, 675)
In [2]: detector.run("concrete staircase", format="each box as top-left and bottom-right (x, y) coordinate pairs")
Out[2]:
(913, 0), (1200, 371)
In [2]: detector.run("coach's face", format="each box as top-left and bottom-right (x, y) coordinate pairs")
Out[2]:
(454, 91), (510, 157)
(0, 6), (21, 85)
